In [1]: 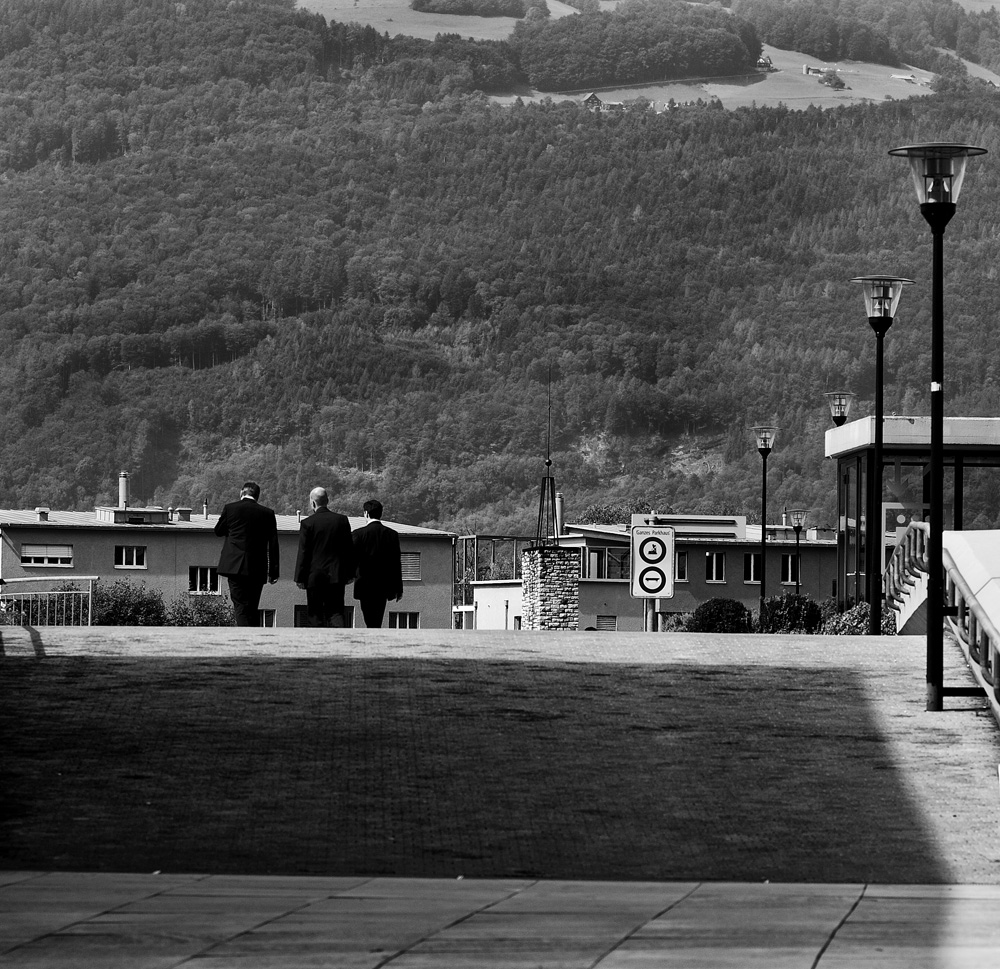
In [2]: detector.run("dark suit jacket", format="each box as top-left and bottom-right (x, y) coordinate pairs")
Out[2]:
(215, 497), (279, 582)
(294, 507), (356, 587)
(352, 520), (403, 602)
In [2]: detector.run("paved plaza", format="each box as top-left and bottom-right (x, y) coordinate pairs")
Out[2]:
(3, 627), (1000, 965)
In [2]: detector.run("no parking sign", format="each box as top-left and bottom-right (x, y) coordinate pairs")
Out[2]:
(630, 526), (675, 599)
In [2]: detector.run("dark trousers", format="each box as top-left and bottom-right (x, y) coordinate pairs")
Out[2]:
(306, 575), (347, 628)
(359, 597), (388, 629)
(227, 576), (264, 627)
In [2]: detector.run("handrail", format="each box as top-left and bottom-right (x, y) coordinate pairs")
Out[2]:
(0, 577), (99, 627)
(887, 523), (1000, 712)
(884, 521), (929, 607)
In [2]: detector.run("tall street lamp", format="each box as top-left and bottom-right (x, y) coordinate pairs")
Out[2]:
(825, 391), (856, 427)
(752, 425), (779, 618)
(889, 142), (986, 710)
(790, 508), (806, 596)
(851, 275), (913, 635)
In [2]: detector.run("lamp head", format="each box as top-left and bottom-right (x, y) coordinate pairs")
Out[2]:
(752, 424), (779, 456)
(850, 275), (914, 334)
(824, 391), (855, 427)
(790, 508), (807, 531)
(888, 143), (986, 209)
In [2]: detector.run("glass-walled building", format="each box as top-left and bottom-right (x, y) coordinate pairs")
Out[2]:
(825, 416), (1000, 610)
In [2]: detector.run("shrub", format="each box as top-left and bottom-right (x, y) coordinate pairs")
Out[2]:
(688, 597), (752, 633)
(659, 612), (691, 632)
(758, 593), (824, 634)
(820, 602), (897, 635)
(166, 593), (235, 626)
(92, 579), (166, 625)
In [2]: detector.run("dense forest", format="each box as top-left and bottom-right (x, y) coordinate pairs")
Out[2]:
(733, 0), (1000, 78)
(510, 0), (761, 91)
(3, 0), (1000, 536)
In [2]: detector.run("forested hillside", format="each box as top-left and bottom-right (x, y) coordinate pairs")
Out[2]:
(3, 0), (1000, 534)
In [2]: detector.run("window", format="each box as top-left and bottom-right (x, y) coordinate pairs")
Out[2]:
(705, 551), (725, 583)
(607, 549), (629, 580)
(675, 551), (688, 582)
(596, 615), (617, 631)
(115, 545), (146, 569)
(389, 611), (420, 628)
(189, 566), (220, 594)
(587, 549), (606, 578)
(400, 553), (421, 581)
(258, 609), (276, 627)
(744, 552), (761, 584)
(782, 553), (800, 585)
(21, 544), (73, 567)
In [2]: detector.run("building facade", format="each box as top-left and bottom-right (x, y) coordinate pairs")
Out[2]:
(0, 503), (455, 628)
(464, 515), (838, 632)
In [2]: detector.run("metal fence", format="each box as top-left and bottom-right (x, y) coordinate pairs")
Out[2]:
(0, 577), (98, 627)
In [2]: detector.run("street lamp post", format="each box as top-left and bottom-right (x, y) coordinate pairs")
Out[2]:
(889, 142), (986, 710)
(825, 392), (856, 427)
(752, 425), (779, 619)
(851, 275), (913, 635)
(790, 508), (806, 596)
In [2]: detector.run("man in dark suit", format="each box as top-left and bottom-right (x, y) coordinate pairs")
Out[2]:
(214, 481), (279, 627)
(352, 498), (403, 629)
(294, 486), (357, 628)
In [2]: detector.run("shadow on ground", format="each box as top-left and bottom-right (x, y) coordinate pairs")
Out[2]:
(1, 656), (946, 883)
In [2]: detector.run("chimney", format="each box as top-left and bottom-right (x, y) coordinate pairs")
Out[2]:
(118, 471), (129, 510)
(35, 507), (49, 522)
(168, 507), (174, 521)
(555, 492), (564, 537)
(203, 500), (209, 519)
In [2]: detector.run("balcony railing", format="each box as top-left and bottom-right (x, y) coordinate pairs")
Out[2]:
(0, 577), (98, 627)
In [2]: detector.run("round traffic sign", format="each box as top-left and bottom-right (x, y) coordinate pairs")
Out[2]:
(638, 566), (666, 595)
(638, 537), (667, 564)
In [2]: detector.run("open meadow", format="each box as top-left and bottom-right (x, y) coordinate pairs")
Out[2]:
(297, 0), (1000, 108)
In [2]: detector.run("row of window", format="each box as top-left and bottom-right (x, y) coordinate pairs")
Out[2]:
(585, 549), (800, 585)
(250, 607), (420, 628)
(21, 544), (422, 580)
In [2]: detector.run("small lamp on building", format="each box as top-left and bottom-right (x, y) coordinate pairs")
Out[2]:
(851, 276), (913, 635)
(824, 391), (855, 427)
(889, 142), (986, 710)
(752, 425), (779, 617)
(789, 508), (806, 596)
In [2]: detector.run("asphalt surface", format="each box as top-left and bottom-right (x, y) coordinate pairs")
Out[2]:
(3, 626), (1000, 966)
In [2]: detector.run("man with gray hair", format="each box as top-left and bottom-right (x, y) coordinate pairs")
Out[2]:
(294, 486), (356, 627)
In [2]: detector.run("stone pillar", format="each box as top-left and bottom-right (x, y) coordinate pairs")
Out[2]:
(521, 545), (580, 630)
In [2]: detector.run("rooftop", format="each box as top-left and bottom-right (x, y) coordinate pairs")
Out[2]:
(0, 507), (455, 538)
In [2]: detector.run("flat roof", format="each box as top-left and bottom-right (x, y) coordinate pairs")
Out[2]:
(826, 416), (1000, 459)
(0, 509), (455, 538)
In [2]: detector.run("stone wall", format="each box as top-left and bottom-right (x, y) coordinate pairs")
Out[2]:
(521, 545), (580, 630)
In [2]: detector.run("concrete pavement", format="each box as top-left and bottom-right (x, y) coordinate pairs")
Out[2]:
(4, 627), (1000, 966)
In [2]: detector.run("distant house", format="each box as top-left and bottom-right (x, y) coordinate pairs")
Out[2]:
(757, 55), (775, 71)
(581, 92), (603, 110)
(459, 514), (838, 631)
(0, 495), (456, 629)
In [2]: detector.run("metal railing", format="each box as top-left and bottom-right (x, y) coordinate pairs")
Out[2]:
(0, 577), (98, 627)
(884, 521), (929, 610)
(886, 523), (1000, 711)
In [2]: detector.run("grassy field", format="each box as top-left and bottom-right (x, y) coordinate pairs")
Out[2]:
(298, 0), (1000, 108)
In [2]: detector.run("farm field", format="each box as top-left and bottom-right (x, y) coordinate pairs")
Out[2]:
(296, 0), (1000, 109)
(299, 0), (578, 41)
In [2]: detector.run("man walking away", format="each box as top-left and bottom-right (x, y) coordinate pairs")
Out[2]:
(295, 487), (356, 627)
(352, 498), (403, 628)
(215, 481), (279, 627)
